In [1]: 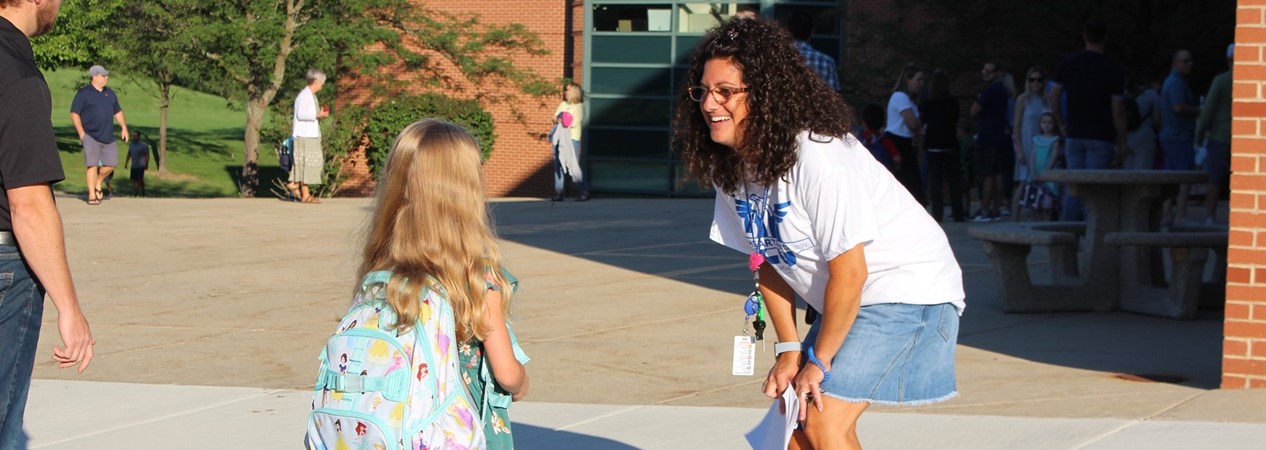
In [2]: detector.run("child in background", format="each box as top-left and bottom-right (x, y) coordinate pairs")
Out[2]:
(1026, 112), (1063, 220)
(124, 131), (150, 196)
(858, 103), (901, 172)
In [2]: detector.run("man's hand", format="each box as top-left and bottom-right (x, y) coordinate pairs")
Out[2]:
(121, 128), (130, 143)
(53, 309), (95, 373)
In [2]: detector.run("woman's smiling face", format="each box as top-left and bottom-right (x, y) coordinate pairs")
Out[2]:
(699, 57), (750, 149)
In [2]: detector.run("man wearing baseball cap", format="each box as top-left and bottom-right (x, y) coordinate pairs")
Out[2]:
(70, 64), (129, 205)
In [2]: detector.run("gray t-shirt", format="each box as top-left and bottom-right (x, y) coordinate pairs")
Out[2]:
(128, 141), (150, 169)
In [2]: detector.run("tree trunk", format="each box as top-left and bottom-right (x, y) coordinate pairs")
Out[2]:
(238, 0), (301, 197)
(242, 99), (266, 197)
(158, 82), (170, 173)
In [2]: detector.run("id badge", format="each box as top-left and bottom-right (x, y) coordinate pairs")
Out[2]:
(732, 335), (756, 376)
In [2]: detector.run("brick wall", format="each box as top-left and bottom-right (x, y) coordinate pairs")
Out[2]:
(1226, 0), (1266, 389)
(335, 1), (568, 198)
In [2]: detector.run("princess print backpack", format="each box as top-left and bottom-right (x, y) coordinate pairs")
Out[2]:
(306, 271), (485, 450)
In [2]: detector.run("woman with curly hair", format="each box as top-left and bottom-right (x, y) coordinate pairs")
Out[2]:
(674, 18), (964, 449)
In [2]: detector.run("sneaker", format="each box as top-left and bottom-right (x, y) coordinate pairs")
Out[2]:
(1000, 208), (1010, 216)
(550, 195), (564, 202)
(971, 214), (993, 223)
(575, 194), (591, 202)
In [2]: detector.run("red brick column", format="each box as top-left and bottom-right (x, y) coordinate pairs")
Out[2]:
(1225, 0), (1266, 389)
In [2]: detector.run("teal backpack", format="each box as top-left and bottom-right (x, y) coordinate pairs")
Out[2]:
(305, 271), (485, 450)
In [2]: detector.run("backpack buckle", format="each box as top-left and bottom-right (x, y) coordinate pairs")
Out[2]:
(344, 374), (364, 392)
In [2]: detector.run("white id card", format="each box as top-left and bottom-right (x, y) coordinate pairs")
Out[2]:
(732, 335), (756, 376)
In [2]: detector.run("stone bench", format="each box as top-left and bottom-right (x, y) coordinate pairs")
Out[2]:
(1103, 231), (1228, 319)
(1170, 224), (1230, 309)
(968, 222), (1095, 312)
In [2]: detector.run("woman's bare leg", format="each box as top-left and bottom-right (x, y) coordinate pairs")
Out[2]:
(788, 396), (870, 450)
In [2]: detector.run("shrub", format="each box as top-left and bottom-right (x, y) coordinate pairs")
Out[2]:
(363, 93), (495, 175)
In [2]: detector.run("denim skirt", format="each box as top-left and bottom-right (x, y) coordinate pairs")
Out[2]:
(802, 302), (960, 406)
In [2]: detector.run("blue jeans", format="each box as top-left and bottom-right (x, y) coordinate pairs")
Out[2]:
(1059, 138), (1116, 221)
(1161, 139), (1195, 171)
(553, 139), (588, 195)
(0, 245), (43, 449)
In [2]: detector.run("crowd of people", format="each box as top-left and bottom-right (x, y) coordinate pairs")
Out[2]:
(864, 18), (1234, 226)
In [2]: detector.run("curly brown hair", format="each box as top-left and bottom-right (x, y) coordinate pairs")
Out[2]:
(673, 17), (851, 195)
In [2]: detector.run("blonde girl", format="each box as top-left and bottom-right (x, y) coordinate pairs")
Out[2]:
(360, 119), (529, 447)
(1028, 112), (1063, 220)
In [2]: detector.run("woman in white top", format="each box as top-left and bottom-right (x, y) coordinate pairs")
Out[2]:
(886, 65), (926, 205)
(674, 18), (964, 450)
(290, 68), (330, 203)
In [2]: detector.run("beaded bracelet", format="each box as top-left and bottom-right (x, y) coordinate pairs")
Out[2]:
(806, 346), (832, 383)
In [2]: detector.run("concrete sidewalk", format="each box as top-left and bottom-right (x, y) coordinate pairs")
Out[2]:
(21, 195), (1266, 449)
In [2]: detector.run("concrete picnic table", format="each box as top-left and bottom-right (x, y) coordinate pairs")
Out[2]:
(969, 169), (1220, 319)
(1037, 169), (1212, 317)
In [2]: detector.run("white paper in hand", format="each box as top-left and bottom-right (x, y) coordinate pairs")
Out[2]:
(744, 387), (800, 450)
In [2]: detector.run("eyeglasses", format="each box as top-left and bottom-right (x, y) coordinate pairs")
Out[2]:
(688, 85), (748, 103)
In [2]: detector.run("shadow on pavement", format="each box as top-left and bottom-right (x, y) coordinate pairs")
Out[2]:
(492, 198), (1224, 389)
(514, 424), (640, 450)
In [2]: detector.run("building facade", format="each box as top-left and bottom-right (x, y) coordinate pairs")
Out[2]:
(335, 0), (1265, 389)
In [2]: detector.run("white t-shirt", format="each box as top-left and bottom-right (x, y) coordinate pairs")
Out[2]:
(886, 91), (918, 138)
(710, 132), (965, 312)
(292, 86), (321, 138)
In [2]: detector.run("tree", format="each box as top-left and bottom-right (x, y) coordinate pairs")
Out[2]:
(178, 0), (553, 196)
(31, 0), (123, 70)
(176, 0), (316, 196)
(109, 1), (194, 173)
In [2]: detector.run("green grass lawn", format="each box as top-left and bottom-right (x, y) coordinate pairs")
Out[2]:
(46, 69), (283, 198)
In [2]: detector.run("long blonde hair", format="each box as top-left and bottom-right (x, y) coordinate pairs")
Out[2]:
(357, 119), (510, 342)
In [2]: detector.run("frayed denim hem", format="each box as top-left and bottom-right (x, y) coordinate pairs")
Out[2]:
(821, 390), (958, 407)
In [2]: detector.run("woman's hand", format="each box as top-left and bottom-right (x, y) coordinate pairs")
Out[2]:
(792, 360), (828, 420)
(762, 352), (801, 399)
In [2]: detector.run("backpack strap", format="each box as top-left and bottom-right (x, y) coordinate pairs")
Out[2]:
(316, 368), (412, 402)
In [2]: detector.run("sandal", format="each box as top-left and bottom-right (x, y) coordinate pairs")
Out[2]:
(302, 197), (322, 204)
(87, 190), (101, 205)
(87, 196), (101, 205)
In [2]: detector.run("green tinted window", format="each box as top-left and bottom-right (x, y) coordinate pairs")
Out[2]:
(592, 36), (672, 64)
(675, 35), (701, 64)
(587, 128), (670, 158)
(589, 160), (672, 192)
(590, 98), (672, 127)
(590, 67), (672, 96)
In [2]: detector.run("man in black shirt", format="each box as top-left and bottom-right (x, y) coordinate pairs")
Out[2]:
(0, 0), (96, 446)
(1047, 17), (1127, 221)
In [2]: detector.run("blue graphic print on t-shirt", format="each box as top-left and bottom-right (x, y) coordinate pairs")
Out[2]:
(736, 192), (798, 267)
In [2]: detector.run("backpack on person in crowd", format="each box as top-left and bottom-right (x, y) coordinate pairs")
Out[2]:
(280, 136), (295, 172)
(306, 271), (485, 450)
(1124, 93), (1150, 132)
(860, 132), (896, 172)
